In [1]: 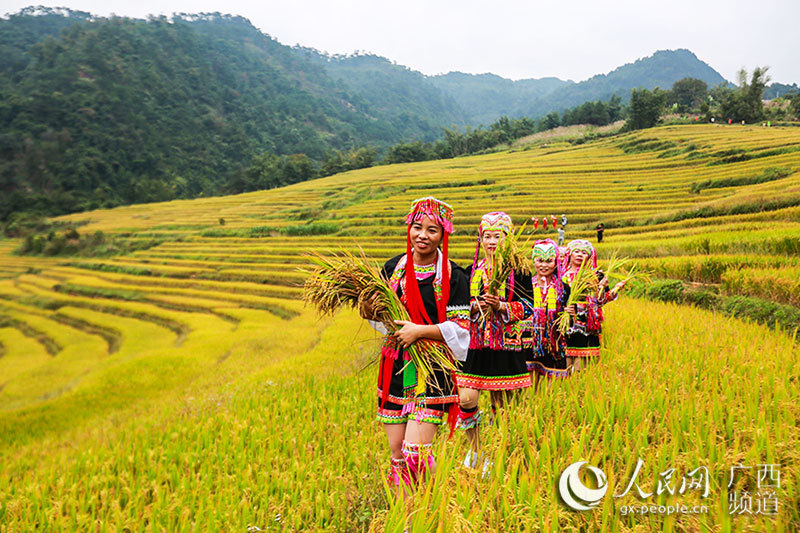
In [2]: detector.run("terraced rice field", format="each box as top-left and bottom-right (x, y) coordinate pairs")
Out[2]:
(0, 124), (799, 531)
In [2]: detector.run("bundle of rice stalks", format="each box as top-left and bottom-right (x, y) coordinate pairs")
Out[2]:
(599, 251), (652, 289)
(487, 224), (532, 296)
(302, 249), (457, 388)
(556, 259), (600, 335)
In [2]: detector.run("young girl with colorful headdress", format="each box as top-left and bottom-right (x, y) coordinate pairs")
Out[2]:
(525, 239), (571, 386)
(561, 239), (625, 372)
(360, 196), (470, 492)
(455, 212), (533, 468)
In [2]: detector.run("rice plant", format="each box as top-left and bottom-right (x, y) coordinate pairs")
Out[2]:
(1, 124), (799, 531)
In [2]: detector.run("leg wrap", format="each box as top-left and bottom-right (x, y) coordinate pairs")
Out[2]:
(457, 405), (481, 430)
(387, 456), (412, 487)
(402, 441), (435, 483)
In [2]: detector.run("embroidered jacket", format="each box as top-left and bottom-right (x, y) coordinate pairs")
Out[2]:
(376, 253), (470, 403)
(466, 260), (533, 351)
(383, 253), (471, 333)
(522, 276), (571, 359)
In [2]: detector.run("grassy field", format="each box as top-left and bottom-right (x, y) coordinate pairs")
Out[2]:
(1, 124), (799, 531)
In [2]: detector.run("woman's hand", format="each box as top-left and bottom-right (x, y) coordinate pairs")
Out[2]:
(483, 294), (502, 312)
(359, 293), (379, 320)
(598, 276), (609, 289)
(611, 280), (627, 295)
(475, 296), (492, 316)
(470, 300), (481, 317)
(567, 304), (577, 317)
(393, 320), (425, 348)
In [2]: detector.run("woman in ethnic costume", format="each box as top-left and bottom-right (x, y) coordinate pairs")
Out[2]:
(561, 239), (625, 373)
(361, 196), (470, 491)
(525, 239), (572, 386)
(456, 212), (533, 468)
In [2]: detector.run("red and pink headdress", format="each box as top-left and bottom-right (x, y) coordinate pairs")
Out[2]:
(403, 196), (454, 324)
(405, 196), (454, 235)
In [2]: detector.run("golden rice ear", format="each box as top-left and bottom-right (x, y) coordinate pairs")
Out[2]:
(301, 247), (458, 380)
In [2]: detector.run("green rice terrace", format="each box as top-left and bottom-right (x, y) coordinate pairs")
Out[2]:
(1, 124), (799, 531)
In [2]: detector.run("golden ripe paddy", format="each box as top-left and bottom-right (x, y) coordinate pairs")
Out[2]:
(0, 124), (798, 532)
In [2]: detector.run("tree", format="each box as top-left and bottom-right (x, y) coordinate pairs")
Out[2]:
(668, 78), (708, 113)
(490, 116), (513, 144)
(540, 112), (560, 131)
(790, 92), (800, 120)
(281, 154), (315, 185)
(0, 11), (470, 222)
(244, 152), (281, 190)
(348, 146), (377, 169)
(607, 95), (623, 122)
(319, 147), (376, 177)
(384, 140), (433, 164)
(625, 88), (666, 130)
(720, 67), (770, 123)
(744, 67), (770, 114)
(320, 151), (347, 177)
(511, 117), (536, 138)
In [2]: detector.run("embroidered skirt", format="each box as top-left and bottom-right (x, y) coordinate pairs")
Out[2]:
(526, 347), (570, 378)
(565, 333), (601, 358)
(376, 355), (457, 425)
(456, 348), (531, 390)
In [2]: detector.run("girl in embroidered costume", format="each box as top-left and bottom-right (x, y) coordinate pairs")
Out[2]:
(360, 196), (470, 492)
(525, 239), (572, 386)
(561, 239), (625, 372)
(455, 212), (533, 468)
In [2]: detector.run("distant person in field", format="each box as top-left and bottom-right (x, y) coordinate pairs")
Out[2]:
(456, 212), (534, 471)
(561, 240), (625, 373)
(360, 196), (469, 492)
(557, 225), (565, 246)
(595, 223), (605, 243)
(561, 213), (567, 227)
(525, 240), (571, 387)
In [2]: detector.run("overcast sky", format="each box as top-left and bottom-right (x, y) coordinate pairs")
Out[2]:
(4, 0), (799, 85)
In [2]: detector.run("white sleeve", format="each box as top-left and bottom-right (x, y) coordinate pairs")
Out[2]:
(437, 321), (470, 362)
(368, 320), (388, 335)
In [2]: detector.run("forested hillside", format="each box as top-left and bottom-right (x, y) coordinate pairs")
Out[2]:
(301, 51), (467, 140)
(427, 72), (569, 126)
(0, 9), (463, 220)
(4, 7), (793, 227)
(432, 49), (729, 124)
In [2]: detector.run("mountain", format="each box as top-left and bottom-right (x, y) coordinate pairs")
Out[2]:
(432, 49), (729, 124)
(0, 6), (94, 80)
(764, 82), (799, 100)
(428, 72), (569, 126)
(299, 51), (467, 140)
(0, 7), (739, 223)
(0, 9), (464, 220)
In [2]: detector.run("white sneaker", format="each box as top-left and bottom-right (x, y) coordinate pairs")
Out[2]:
(462, 450), (479, 469)
(482, 459), (493, 479)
